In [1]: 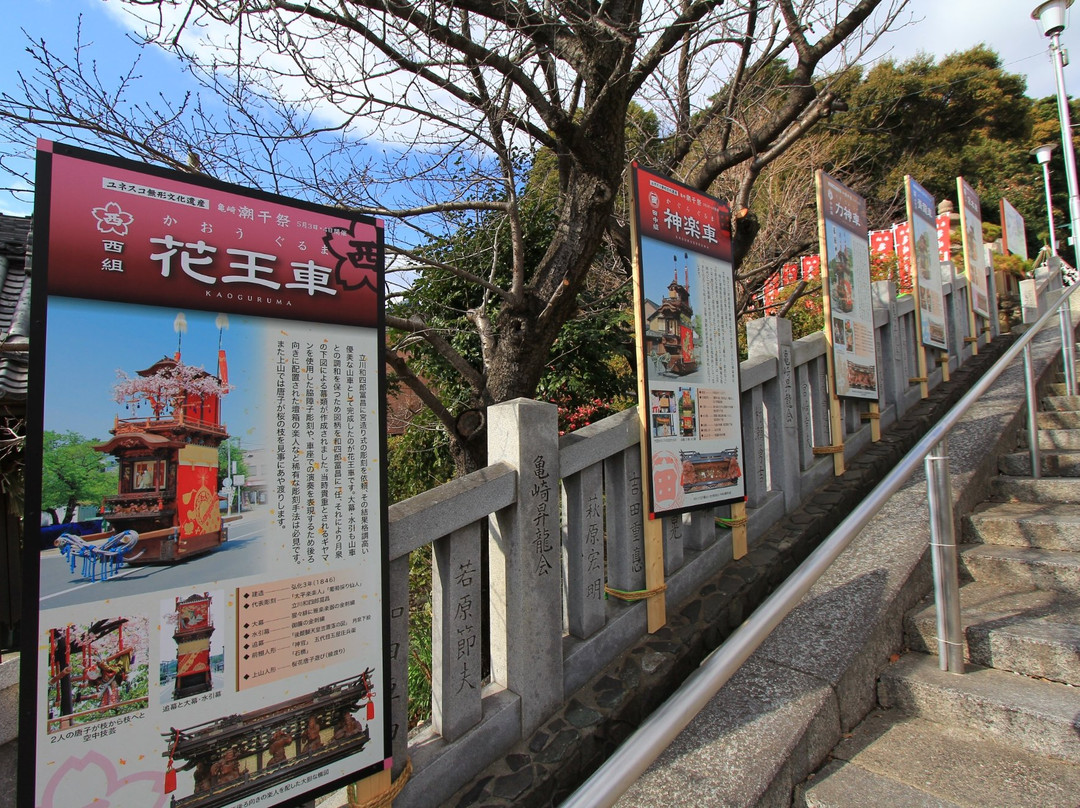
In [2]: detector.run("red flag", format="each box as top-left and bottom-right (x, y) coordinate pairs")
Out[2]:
(869, 229), (895, 255)
(894, 223), (913, 291)
(763, 272), (781, 307)
(218, 349), (229, 392)
(937, 213), (952, 262)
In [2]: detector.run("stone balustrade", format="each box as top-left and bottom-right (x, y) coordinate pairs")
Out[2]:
(0, 267), (995, 806)
(382, 268), (995, 807)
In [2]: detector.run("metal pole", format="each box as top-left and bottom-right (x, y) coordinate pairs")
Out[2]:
(925, 442), (965, 674)
(227, 442), (233, 517)
(1043, 160), (1059, 256)
(1059, 302), (1077, 394)
(1025, 342), (1043, 478)
(1050, 31), (1080, 267)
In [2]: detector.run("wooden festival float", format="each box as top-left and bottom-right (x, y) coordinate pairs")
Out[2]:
(62, 316), (235, 571)
(47, 618), (146, 732)
(679, 448), (742, 494)
(162, 671), (376, 808)
(645, 258), (699, 376)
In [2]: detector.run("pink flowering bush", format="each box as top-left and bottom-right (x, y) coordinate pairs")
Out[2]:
(113, 360), (228, 410)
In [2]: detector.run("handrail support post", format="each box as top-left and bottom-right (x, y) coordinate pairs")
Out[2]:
(1024, 343), (1042, 479)
(925, 443), (965, 674)
(1058, 301), (1076, 396)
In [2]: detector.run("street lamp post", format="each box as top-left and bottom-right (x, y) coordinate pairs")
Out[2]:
(1032, 142), (1060, 254)
(1033, 0), (1080, 267)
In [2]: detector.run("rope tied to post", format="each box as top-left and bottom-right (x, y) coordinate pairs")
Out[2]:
(605, 583), (667, 601)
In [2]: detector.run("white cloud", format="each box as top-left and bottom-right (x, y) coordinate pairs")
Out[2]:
(863, 0), (1080, 99)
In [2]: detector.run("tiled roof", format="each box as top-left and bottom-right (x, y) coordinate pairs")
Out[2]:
(0, 215), (31, 403)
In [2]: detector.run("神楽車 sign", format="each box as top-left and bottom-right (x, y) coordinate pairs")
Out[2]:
(21, 141), (391, 808)
(630, 164), (745, 516)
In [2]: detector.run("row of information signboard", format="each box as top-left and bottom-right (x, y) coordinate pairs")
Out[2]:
(632, 165), (1001, 517)
(20, 145), (1004, 808)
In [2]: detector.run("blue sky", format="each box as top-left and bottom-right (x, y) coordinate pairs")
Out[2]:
(44, 297), (263, 443)
(2, 0), (1079, 219)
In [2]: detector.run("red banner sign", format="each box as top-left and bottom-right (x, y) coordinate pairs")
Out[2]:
(633, 167), (732, 260)
(937, 213), (952, 262)
(40, 141), (380, 327)
(869, 229), (895, 256)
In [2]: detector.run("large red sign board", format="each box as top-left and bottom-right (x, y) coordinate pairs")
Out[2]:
(22, 142), (391, 808)
(631, 164), (743, 516)
(40, 141), (380, 327)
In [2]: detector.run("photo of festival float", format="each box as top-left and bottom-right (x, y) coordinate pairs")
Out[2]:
(643, 256), (702, 382)
(162, 670), (376, 808)
(39, 302), (267, 603)
(46, 615), (151, 734)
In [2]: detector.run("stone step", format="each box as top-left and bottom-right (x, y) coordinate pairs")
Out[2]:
(999, 449), (1080, 477)
(612, 656), (836, 808)
(795, 710), (1080, 808)
(1019, 426), (1080, 450)
(990, 475), (1080, 503)
(1032, 410), (1080, 429)
(963, 501), (1080, 550)
(1041, 394), (1080, 412)
(960, 544), (1080, 594)
(1036, 409), (1080, 429)
(1045, 382), (1080, 396)
(905, 582), (1080, 686)
(877, 653), (1080, 764)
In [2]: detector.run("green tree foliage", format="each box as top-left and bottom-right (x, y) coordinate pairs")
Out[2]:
(386, 412), (456, 505)
(830, 47), (1032, 221)
(217, 437), (250, 512)
(40, 431), (118, 524)
(740, 45), (1074, 318)
(390, 170), (637, 469)
(1025, 96), (1080, 250)
(1, 1), (900, 474)
(217, 438), (249, 481)
(818, 46), (1080, 259)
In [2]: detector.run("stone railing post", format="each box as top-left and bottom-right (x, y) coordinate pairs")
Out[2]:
(874, 280), (909, 420)
(487, 398), (562, 736)
(683, 508), (715, 552)
(742, 385), (768, 507)
(956, 273), (976, 361)
(943, 268), (962, 373)
(746, 316), (800, 509)
(663, 512), (684, 573)
(387, 555), (410, 777)
(562, 463), (605, 639)
(432, 524), (483, 740)
(985, 246), (1001, 339)
(805, 348), (831, 461)
(604, 444), (646, 595)
(794, 357), (816, 470)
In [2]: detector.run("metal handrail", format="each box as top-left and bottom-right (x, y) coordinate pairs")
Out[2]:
(561, 281), (1080, 808)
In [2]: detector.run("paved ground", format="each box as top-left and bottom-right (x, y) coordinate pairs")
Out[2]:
(37, 508), (269, 609)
